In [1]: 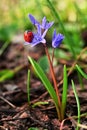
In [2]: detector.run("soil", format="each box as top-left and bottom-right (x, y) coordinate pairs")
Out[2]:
(0, 42), (87, 130)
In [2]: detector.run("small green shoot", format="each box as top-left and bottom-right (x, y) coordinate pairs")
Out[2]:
(61, 65), (68, 120)
(32, 101), (49, 108)
(71, 80), (80, 130)
(76, 64), (87, 79)
(77, 70), (84, 89)
(27, 70), (30, 105)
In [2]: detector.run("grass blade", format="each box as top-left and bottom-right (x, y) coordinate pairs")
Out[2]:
(0, 41), (10, 56)
(0, 69), (14, 82)
(61, 65), (68, 120)
(77, 70), (84, 90)
(0, 65), (24, 82)
(71, 80), (80, 130)
(76, 64), (87, 79)
(27, 70), (30, 105)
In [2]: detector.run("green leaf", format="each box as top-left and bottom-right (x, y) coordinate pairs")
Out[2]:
(0, 41), (10, 56)
(38, 56), (49, 73)
(27, 70), (30, 105)
(38, 55), (57, 72)
(0, 66), (24, 82)
(0, 69), (14, 82)
(0, 69), (10, 76)
(71, 80), (80, 130)
(77, 70), (84, 90)
(28, 56), (59, 109)
(32, 101), (49, 108)
(61, 65), (68, 120)
(76, 64), (87, 79)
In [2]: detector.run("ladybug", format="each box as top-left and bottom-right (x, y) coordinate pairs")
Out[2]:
(24, 30), (34, 42)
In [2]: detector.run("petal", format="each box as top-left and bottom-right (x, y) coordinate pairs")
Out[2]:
(41, 17), (54, 29)
(52, 41), (57, 48)
(52, 33), (64, 48)
(42, 29), (48, 38)
(29, 14), (39, 25)
(31, 38), (46, 47)
(52, 29), (57, 41)
(56, 33), (64, 42)
(45, 21), (54, 29)
(30, 32), (45, 47)
(41, 17), (46, 29)
(41, 38), (46, 44)
(37, 24), (41, 36)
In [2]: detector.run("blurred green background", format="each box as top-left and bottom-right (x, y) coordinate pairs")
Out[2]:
(0, 0), (87, 56)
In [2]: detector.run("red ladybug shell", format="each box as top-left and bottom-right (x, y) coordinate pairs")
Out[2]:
(24, 31), (34, 42)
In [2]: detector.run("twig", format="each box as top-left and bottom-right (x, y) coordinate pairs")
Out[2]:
(0, 96), (16, 108)
(0, 112), (45, 127)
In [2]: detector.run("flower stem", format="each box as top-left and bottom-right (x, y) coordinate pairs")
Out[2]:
(43, 44), (61, 120)
(52, 48), (55, 64)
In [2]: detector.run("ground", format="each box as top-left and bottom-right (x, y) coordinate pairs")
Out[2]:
(0, 42), (87, 130)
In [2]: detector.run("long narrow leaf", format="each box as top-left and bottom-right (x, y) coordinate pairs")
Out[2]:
(28, 56), (59, 109)
(76, 64), (87, 79)
(0, 41), (10, 56)
(27, 70), (30, 105)
(71, 80), (80, 130)
(61, 65), (68, 120)
(0, 70), (14, 82)
(32, 101), (49, 108)
(77, 70), (84, 89)
(0, 65), (24, 82)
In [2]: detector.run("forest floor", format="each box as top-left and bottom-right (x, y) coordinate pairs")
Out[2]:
(0, 42), (87, 130)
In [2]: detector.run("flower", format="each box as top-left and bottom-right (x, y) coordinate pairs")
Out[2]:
(24, 14), (54, 47)
(52, 30), (64, 48)
(24, 24), (46, 47)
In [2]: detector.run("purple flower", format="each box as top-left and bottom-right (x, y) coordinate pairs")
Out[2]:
(52, 30), (64, 48)
(24, 14), (54, 47)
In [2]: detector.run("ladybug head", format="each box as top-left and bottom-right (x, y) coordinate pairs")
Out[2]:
(24, 30), (34, 43)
